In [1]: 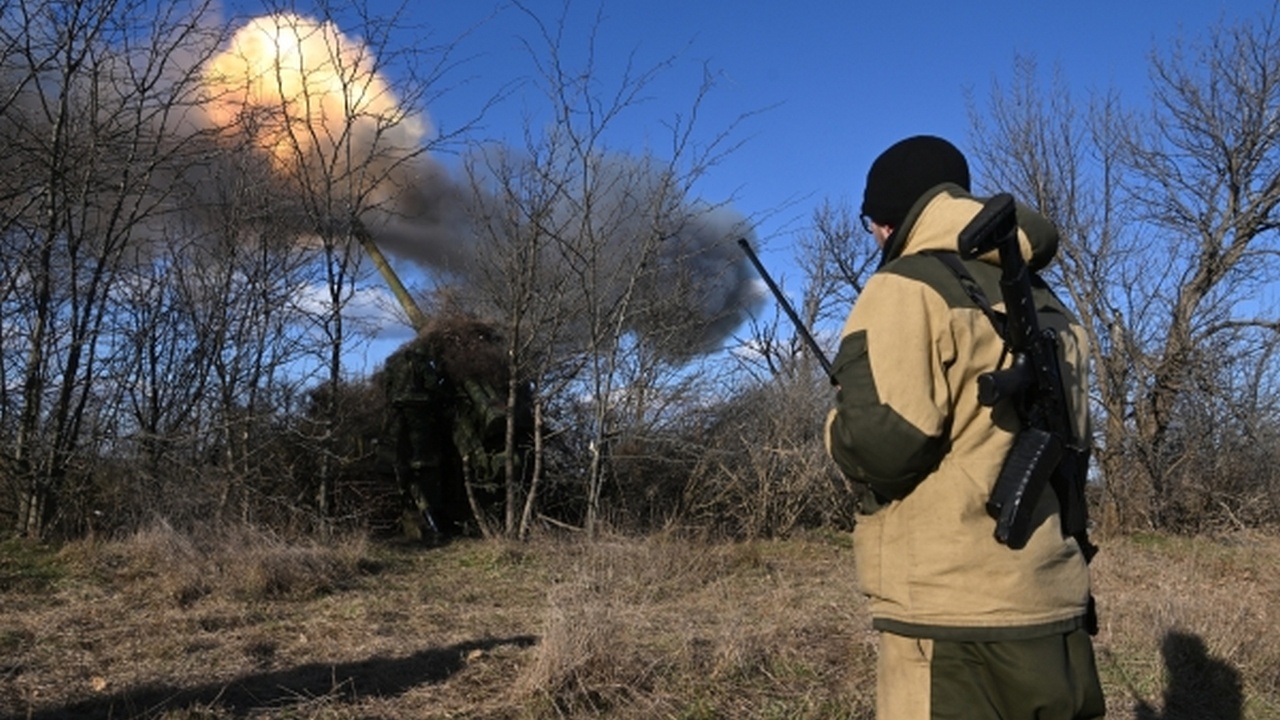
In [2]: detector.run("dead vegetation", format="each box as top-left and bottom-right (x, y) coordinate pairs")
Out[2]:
(1, 525), (1277, 719)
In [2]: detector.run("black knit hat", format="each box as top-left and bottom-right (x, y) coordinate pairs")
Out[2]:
(861, 136), (970, 227)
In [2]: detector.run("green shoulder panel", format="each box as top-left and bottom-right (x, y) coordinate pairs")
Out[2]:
(887, 252), (1076, 325)
(881, 253), (994, 311)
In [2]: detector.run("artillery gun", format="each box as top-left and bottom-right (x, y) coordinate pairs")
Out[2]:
(351, 216), (516, 540)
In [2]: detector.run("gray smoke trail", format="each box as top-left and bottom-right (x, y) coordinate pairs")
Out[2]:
(637, 201), (762, 356)
(359, 156), (480, 276)
(360, 150), (764, 356)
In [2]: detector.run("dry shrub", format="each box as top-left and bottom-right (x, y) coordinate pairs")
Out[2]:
(682, 380), (855, 539)
(513, 539), (706, 715)
(511, 536), (871, 719)
(226, 529), (371, 600)
(518, 581), (660, 715)
(58, 519), (212, 605)
(60, 520), (373, 607)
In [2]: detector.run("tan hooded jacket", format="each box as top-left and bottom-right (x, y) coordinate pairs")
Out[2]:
(825, 183), (1092, 641)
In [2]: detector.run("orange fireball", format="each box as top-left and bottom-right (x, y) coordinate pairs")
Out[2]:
(202, 13), (427, 174)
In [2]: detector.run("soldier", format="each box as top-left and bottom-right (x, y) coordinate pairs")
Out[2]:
(826, 136), (1104, 719)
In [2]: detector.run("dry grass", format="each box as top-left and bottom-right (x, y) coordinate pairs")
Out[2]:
(56, 521), (375, 606)
(1090, 531), (1280, 720)
(1, 525), (1277, 719)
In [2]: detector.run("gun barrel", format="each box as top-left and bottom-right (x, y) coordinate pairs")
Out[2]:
(350, 216), (429, 332)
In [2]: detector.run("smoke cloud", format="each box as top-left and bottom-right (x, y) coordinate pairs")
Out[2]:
(201, 13), (764, 355)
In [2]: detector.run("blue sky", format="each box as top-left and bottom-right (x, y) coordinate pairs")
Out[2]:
(359, 0), (1250, 243)
(224, 0), (1264, 368)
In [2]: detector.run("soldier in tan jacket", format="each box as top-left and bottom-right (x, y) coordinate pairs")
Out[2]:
(826, 136), (1105, 719)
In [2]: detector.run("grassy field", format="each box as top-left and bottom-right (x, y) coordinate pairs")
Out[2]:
(1, 523), (1277, 719)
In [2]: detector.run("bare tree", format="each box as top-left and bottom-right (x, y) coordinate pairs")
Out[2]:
(968, 57), (1139, 530)
(971, 9), (1280, 532)
(463, 143), (583, 537)
(682, 202), (871, 538)
(116, 155), (316, 528)
(1121, 13), (1280, 529)
(0, 0), (227, 537)
(453, 1), (758, 538)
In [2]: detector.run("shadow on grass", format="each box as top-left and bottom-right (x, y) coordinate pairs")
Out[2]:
(1135, 630), (1242, 720)
(4, 634), (538, 720)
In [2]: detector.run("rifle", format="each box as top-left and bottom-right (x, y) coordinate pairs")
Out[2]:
(956, 194), (1090, 551)
(737, 238), (834, 379)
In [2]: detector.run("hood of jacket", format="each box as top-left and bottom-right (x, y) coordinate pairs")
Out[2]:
(878, 183), (1060, 272)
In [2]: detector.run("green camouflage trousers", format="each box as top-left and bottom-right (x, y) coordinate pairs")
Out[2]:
(877, 628), (1106, 719)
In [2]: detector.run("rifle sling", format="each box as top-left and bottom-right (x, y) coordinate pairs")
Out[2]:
(927, 251), (1006, 338)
